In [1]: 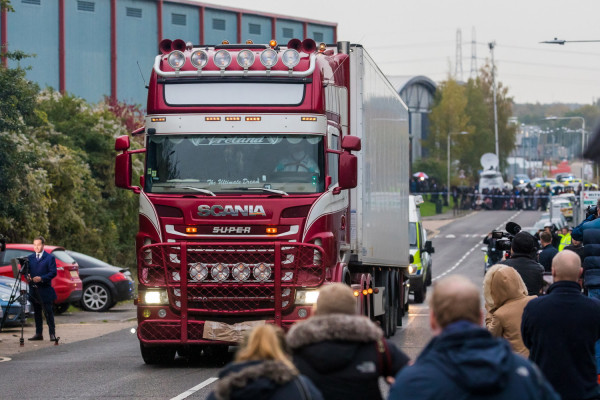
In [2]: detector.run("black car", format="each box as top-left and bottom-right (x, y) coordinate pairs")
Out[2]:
(66, 251), (135, 312)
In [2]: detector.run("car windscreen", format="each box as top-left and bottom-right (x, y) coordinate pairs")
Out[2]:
(145, 134), (325, 194)
(409, 222), (418, 247)
(52, 250), (76, 264)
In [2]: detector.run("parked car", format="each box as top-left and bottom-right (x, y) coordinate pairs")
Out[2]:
(555, 173), (576, 184)
(66, 251), (135, 312)
(551, 197), (573, 221)
(512, 174), (530, 187)
(0, 244), (83, 314)
(533, 212), (567, 232)
(0, 276), (31, 326)
(531, 177), (558, 188)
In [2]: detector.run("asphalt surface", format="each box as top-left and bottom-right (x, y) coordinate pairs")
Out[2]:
(0, 209), (545, 399)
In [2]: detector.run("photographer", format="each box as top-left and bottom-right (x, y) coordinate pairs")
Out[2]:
(483, 232), (504, 269)
(27, 236), (58, 341)
(499, 231), (545, 296)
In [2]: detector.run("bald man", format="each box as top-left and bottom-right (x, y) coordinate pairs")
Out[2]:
(521, 250), (600, 400)
(389, 275), (558, 400)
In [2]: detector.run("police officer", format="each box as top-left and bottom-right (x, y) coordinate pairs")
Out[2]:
(558, 226), (572, 252)
(27, 236), (58, 341)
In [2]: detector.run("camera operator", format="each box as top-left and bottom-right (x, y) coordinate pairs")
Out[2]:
(27, 236), (57, 341)
(483, 232), (504, 268)
(499, 232), (545, 296)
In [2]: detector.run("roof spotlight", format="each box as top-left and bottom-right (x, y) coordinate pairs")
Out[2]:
(237, 49), (255, 69)
(214, 49), (232, 69)
(167, 50), (186, 70)
(190, 50), (208, 69)
(260, 48), (278, 68)
(281, 49), (300, 68)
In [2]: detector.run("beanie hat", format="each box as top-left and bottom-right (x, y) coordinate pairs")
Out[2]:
(511, 231), (537, 254)
(314, 283), (356, 316)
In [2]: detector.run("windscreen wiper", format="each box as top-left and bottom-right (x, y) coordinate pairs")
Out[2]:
(162, 186), (216, 196)
(223, 187), (289, 196)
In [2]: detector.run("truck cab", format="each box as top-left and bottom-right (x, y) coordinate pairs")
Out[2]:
(408, 195), (435, 303)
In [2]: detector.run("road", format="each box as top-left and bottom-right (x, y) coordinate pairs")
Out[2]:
(0, 210), (543, 399)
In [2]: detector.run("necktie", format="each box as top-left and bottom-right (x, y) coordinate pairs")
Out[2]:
(37, 254), (40, 260)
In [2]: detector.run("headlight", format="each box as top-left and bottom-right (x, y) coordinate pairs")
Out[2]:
(232, 263), (251, 282)
(167, 51), (186, 69)
(260, 48), (278, 68)
(296, 290), (319, 305)
(408, 264), (417, 274)
(214, 50), (232, 69)
(253, 263), (272, 282)
(190, 50), (208, 69)
(282, 49), (300, 68)
(211, 263), (230, 282)
(237, 49), (255, 68)
(189, 263), (209, 282)
(144, 290), (169, 305)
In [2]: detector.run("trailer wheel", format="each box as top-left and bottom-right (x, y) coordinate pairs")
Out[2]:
(140, 342), (176, 365)
(413, 278), (427, 304)
(389, 271), (398, 335)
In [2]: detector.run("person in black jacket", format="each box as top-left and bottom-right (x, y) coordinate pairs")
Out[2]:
(521, 250), (600, 400)
(389, 275), (558, 400)
(27, 236), (58, 341)
(287, 283), (409, 400)
(538, 231), (558, 272)
(207, 324), (323, 400)
(499, 231), (545, 295)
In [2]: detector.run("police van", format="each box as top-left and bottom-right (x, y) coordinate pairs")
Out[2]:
(408, 195), (435, 303)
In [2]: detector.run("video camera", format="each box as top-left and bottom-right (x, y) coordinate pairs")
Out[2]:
(490, 222), (522, 252)
(586, 205), (598, 219)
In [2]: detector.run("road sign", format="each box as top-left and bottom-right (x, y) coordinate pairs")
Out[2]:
(582, 191), (600, 209)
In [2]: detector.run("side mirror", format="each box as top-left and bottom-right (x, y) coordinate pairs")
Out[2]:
(341, 135), (361, 151)
(337, 152), (357, 191)
(409, 254), (414, 264)
(115, 152), (133, 190)
(115, 135), (131, 151)
(424, 240), (435, 254)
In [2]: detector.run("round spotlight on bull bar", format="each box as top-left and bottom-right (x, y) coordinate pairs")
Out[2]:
(189, 262), (209, 282)
(237, 49), (255, 69)
(211, 263), (230, 282)
(214, 49), (232, 69)
(167, 50), (186, 70)
(253, 263), (272, 282)
(260, 48), (278, 68)
(281, 49), (300, 68)
(190, 50), (208, 69)
(232, 263), (251, 282)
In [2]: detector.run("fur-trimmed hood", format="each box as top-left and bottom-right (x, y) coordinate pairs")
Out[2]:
(212, 360), (297, 400)
(287, 314), (383, 349)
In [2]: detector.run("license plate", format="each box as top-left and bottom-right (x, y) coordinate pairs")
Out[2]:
(70, 271), (79, 278)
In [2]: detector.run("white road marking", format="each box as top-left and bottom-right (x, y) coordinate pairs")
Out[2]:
(445, 234), (456, 238)
(170, 377), (219, 400)
(433, 210), (523, 281)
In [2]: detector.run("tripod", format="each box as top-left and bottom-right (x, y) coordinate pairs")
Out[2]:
(0, 258), (30, 346)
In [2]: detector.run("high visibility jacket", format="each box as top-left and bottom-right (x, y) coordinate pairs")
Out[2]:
(559, 233), (572, 252)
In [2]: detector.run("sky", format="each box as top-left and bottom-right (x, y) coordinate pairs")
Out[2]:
(200, 0), (600, 105)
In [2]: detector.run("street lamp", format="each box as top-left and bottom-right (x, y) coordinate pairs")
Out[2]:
(447, 131), (469, 204)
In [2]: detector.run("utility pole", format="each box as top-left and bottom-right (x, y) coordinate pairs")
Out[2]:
(470, 27), (477, 79)
(489, 41), (499, 169)
(455, 29), (463, 81)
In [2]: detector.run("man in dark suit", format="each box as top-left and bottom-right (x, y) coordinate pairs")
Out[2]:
(27, 236), (57, 341)
(538, 231), (558, 272)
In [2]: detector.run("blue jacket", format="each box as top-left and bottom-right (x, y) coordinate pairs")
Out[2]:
(521, 281), (600, 400)
(389, 321), (558, 400)
(27, 251), (57, 303)
(571, 215), (600, 287)
(538, 244), (558, 272)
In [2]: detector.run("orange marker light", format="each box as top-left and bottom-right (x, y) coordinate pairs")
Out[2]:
(269, 40), (277, 48)
(186, 227), (198, 233)
(225, 116), (241, 121)
(151, 117), (166, 122)
(245, 117), (261, 121)
(318, 42), (327, 52)
(362, 289), (368, 296)
(301, 117), (317, 121)
(353, 290), (360, 297)
(368, 288), (373, 294)
(205, 117), (221, 121)
(266, 227), (278, 234)
(222, 40), (230, 44)
(246, 39), (254, 44)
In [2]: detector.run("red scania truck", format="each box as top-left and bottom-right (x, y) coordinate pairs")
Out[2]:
(114, 38), (410, 364)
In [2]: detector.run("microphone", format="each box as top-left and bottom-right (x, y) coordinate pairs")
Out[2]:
(506, 222), (522, 235)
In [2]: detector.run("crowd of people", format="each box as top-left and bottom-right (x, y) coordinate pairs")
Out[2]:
(204, 199), (600, 400)
(411, 177), (582, 211)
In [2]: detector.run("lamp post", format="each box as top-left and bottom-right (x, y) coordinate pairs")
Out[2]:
(447, 131), (469, 204)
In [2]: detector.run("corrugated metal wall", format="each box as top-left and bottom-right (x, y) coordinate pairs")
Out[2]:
(3, 0), (336, 107)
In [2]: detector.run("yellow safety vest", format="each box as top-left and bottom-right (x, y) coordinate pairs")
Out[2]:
(559, 233), (571, 252)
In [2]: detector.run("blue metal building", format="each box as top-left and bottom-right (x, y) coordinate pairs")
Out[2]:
(1, 0), (336, 106)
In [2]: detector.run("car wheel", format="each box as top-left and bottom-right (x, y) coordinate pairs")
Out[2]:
(425, 265), (432, 286)
(53, 303), (70, 314)
(81, 283), (112, 312)
(413, 278), (427, 304)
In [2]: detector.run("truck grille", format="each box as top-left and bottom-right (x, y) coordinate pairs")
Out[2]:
(138, 242), (325, 314)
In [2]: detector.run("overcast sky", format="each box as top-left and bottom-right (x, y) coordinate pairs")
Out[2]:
(202, 0), (600, 105)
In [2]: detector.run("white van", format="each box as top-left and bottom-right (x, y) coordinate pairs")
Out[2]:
(479, 170), (505, 192)
(408, 195), (435, 303)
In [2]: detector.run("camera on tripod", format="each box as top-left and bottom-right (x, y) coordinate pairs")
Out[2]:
(491, 222), (523, 251)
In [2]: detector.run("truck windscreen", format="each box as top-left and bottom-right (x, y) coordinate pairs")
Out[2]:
(145, 134), (325, 194)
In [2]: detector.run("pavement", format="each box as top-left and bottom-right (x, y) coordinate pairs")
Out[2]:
(0, 302), (136, 358)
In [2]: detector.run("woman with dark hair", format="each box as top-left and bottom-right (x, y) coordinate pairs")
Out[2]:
(207, 324), (323, 400)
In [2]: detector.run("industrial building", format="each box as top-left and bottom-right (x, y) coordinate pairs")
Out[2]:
(1, 0), (336, 106)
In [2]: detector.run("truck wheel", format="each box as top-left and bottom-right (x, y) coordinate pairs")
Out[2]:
(140, 342), (176, 365)
(413, 278), (427, 304)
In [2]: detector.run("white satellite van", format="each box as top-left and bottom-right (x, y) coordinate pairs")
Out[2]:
(479, 153), (504, 191)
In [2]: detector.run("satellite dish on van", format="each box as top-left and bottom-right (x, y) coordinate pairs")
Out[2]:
(480, 153), (499, 170)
